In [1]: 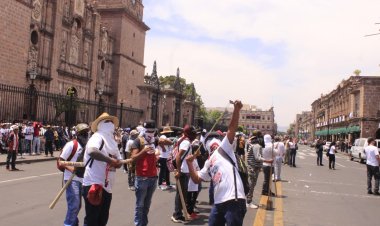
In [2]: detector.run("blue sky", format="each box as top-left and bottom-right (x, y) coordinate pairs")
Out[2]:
(142, 0), (380, 129)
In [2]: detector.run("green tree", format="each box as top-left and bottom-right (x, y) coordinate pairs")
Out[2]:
(353, 69), (361, 76)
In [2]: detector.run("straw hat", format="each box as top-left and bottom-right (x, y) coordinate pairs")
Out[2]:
(160, 126), (173, 134)
(91, 112), (119, 132)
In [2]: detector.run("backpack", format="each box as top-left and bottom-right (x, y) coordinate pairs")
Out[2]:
(166, 137), (190, 172)
(57, 139), (78, 172)
(219, 148), (249, 196)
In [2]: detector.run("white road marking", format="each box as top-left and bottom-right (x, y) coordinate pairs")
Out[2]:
(0, 172), (60, 184)
(284, 188), (375, 199)
(297, 179), (362, 187)
(335, 162), (346, 168)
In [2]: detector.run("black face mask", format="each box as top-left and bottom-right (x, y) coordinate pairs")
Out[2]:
(77, 133), (89, 147)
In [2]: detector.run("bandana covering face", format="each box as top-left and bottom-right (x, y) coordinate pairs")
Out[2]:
(96, 120), (118, 156)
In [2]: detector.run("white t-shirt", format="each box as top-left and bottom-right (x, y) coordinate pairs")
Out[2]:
(262, 143), (274, 167)
(198, 136), (245, 204)
(23, 126), (34, 140)
(125, 139), (134, 153)
(365, 145), (379, 167)
(158, 135), (172, 159)
(83, 133), (121, 193)
(179, 139), (191, 173)
(274, 142), (285, 157)
(60, 140), (83, 182)
(329, 146), (335, 155)
(188, 159), (200, 192)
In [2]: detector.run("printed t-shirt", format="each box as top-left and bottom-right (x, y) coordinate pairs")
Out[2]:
(82, 133), (108, 189)
(198, 136), (245, 204)
(365, 145), (379, 167)
(60, 140), (83, 182)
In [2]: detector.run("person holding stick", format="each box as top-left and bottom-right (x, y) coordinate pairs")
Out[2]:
(82, 113), (122, 226)
(58, 123), (90, 226)
(171, 125), (198, 223)
(186, 100), (247, 226)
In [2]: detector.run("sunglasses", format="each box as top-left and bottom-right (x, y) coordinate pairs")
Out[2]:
(104, 120), (113, 123)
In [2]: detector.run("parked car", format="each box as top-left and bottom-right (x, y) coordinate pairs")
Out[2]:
(350, 138), (380, 163)
(323, 142), (331, 151)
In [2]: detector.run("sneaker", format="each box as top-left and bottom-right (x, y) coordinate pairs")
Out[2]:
(368, 190), (373, 195)
(246, 203), (259, 209)
(193, 206), (200, 213)
(190, 213), (199, 220)
(374, 192), (380, 196)
(171, 216), (186, 223)
(6, 166), (10, 170)
(130, 186), (136, 191)
(11, 168), (20, 171)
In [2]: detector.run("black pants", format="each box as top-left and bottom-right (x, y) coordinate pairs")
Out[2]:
(329, 154), (335, 169)
(45, 140), (53, 156)
(262, 166), (273, 194)
(6, 151), (17, 169)
(289, 149), (297, 166)
(158, 158), (170, 186)
(317, 150), (323, 165)
(82, 185), (112, 226)
(366, 165), (380, 193)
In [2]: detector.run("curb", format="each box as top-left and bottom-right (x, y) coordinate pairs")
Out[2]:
(0, 156), (56, 166)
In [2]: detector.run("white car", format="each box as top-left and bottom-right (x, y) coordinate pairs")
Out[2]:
(350, 138), (380, 163)
(323, 142), (331, 151)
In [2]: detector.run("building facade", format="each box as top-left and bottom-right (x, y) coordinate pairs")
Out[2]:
(0, 0), (200, 127)
(311, 76), (380, 143)
(294, 111), (313, 141)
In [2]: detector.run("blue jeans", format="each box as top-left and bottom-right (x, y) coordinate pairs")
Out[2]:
(208, 199), (247, 226)
(64, 180), (82, 226)
(134, 176), (157, 226)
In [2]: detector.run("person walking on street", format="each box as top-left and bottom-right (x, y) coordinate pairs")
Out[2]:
(82, 113), (122, 226)
(58, 123), (90, 226)
(6, 125), (20, 171)
(328, 141), (336, 170)
(246, 131), (263, 209)
(44, 125), (54, 157)
(273, 136), (285, 181)
(288, 138), (297, 167)
(364, 137), (380, 195)
(186, 100), (247, 226)
(316, 139), (324, 166)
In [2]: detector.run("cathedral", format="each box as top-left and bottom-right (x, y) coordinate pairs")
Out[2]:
(0, 0), (199, 127)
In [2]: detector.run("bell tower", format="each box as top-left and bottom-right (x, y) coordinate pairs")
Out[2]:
(95, 0), (149, 109)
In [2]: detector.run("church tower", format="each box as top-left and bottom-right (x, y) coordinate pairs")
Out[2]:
(96, 0), (149, 109)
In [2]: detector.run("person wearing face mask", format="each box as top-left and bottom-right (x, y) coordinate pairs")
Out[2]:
(130, 120), (159, 226)
(82, 113), (123, 226)
(58, 123), (90, 226)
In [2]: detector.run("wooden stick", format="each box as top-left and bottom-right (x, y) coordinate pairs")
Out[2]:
(176, 177), (191, 221)
(59, 159), (131, 167)
(49, 173), (75, 209)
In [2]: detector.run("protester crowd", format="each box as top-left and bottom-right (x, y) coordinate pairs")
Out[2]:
(3, 99), (379, 226)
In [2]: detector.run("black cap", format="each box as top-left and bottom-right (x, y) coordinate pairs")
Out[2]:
(143, 120), (156, 129)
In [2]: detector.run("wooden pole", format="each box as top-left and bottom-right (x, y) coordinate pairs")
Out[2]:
(176, 177), (191, 221)
(49, 173), (75, 209)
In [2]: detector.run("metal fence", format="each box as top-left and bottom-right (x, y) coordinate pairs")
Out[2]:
(0, 83), (143, 128)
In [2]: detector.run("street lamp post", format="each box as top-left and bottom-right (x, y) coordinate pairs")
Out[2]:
(119, 99), (124, 128)
(97, 88), (103, 116)
(29, 70), (37, 120)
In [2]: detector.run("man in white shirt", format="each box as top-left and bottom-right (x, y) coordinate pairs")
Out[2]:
(157, 126), (174, 190)
(262, 134), (275, 196)
(23, 122), (34, 155)
(186, 100), (247, 226)
(364, 137), (380, 195)
(58, 123), (90, 226)
(82, 113), (122, 226)
(273, 136), (285, 181)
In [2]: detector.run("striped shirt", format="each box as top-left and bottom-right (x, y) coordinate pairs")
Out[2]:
(247, 143), (263, 168)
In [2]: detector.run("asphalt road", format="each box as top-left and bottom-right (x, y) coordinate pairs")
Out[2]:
(0, 145), (378, 226)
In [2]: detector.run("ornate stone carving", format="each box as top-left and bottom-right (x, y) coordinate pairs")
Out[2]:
(69, 20), (81, 65)
(83, 42), (89, 68)
(86, 9), (92, 29)
(74, 0), (85, 17)
(31, 0), (42, 22)
(60, 30), (67, 61)
(63, 0), (70, 18)
(28, 46), (38, 72)
(101, 27), (108, 54)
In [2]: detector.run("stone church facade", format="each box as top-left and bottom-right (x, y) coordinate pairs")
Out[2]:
(0, 0), (200, 127)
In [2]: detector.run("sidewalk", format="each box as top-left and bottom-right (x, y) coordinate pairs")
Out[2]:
(0, 152), (57, 166)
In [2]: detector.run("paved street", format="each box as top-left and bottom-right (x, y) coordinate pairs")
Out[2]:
(0, 145), (379, 226)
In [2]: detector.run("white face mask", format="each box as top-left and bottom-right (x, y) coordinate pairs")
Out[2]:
(97, 120), (115, 134)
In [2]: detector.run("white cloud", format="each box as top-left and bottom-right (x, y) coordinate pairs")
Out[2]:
(143, 0), (380, 128)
